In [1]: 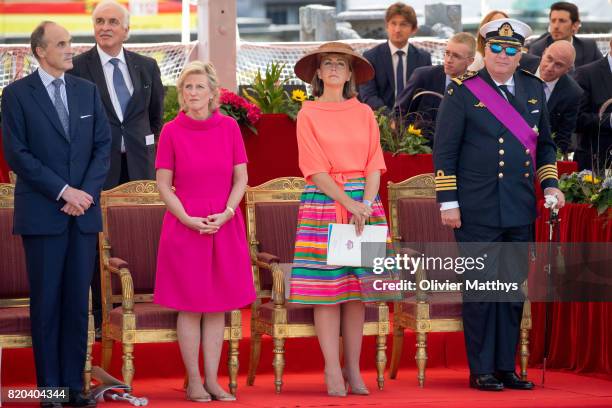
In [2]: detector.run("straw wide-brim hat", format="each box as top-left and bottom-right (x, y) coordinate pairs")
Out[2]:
(294, 42), (374, 85)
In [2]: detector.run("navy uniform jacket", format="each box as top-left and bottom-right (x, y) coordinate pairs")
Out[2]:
(433, 68), (559, 228)
(359, 42), (432, 111)
(528, 34), (603, 68)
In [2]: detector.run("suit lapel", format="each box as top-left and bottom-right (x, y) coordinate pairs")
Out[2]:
(66, 75), (79, 143)
(573, 36), (585, 66)
(381, 43), (395, 90)
(435, 65), (446, 94)
(598, 58), (612, 102)
(512, 71), (529, 117)
(406, 44), (417, 84)
(123, 50), (140, 120)
(478, 69), (505, 135)
(546, 75), (564, 113)
(29, 72), (69, 141)
(87, 47), (118, 122)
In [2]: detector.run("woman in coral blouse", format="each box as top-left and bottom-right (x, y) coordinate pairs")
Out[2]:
(290, 42), (389, 397)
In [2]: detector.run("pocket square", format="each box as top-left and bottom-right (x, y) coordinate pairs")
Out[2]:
(80, 114), (92, 119)
(530, 110), (539, 114)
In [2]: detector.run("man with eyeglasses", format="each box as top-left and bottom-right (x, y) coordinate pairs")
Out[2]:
(68, 0), (164, 337)
(434, 18), (565, 391)
(395, 32), (476, 145)
(69, 0), (164, 190)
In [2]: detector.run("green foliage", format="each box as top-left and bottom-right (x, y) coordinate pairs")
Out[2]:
(242, 62), (299, 120)
(163, 86), (179, 123)
(559, 171), (612, 216)
(377, 109), (432, 155)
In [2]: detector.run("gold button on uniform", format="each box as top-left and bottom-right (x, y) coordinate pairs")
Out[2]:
(498, 173), (504, 179)
(499, 149), (505, 155)
(525, 149), (530, 154)
(525, 161), (530, 166)
(524, 173), (530, 178)
(499, 161), (505, 167)
(499, 138), (504, 143)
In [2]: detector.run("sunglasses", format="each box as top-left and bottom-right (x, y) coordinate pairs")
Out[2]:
(489, 43), (519, 56)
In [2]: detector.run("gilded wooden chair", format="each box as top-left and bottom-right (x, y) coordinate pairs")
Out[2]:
(387, 174), (531, 386)
(245, 177), (389, 393)
(99, 181), (242, 393)
(0, 183), (95, 392)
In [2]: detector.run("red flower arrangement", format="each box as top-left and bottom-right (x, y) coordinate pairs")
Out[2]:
(219, 88), (261, 134)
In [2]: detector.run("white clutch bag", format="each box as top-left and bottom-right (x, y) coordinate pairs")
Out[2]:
(326, 223), (388, 267)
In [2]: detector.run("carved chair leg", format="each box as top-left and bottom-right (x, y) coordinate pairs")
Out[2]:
(101, 337), (113, 371)
(122, 342), (135, 388)
(520, 327), (530, 380)
(228, 338), (239, 395)
(376, 334), (387, 390)
(415, 331), (427, 388)
(390, 324), (404, 379)
(272, 337), (285, 394)
(83, 326), (94, 393)
(247, 331), (262, 386)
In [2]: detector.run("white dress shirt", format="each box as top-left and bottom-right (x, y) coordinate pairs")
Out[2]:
(388, 40), (409, 96)
(38, 67), (70, 200)
(97, 45), (134, 152)
(535, 67), (560, 102)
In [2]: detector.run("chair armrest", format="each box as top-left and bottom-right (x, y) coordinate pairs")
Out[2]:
(257, 252), (281, 264)
(106, 257), (135, 312)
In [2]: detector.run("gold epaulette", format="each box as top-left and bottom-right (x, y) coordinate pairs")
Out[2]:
(451, 70), (478, 86)
(435, 170), (457, 191)
(520, 69), (543, 82)
(536, 164), (559, 184)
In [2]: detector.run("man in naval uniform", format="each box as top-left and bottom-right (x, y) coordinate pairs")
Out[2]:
(433, 18), (566, 391)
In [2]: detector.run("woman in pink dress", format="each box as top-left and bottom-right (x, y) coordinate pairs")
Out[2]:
(154, 61), (255, 402)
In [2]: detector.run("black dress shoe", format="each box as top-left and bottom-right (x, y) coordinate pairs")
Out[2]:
(495, 371), (535, 390)
(469, 374), (504, 391)
(65, 392), (96, 407)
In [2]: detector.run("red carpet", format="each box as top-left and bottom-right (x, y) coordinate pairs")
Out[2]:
(2, 310), (611, 407)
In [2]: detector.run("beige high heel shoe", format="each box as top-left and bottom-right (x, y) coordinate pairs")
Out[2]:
(185, 383), (212, 403)
(342, 368), (370, 395)
(325, 371), (347, 397)
(203, 385), (236, 402)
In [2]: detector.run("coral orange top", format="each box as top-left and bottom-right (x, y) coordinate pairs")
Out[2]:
(296, 97), (386, 222)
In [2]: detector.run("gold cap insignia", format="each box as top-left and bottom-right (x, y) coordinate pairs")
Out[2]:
(528, 98), (538, 104)
(474, 101), (486, 108)
(499, 23), (514, 37)
(447, 88), (454, 95)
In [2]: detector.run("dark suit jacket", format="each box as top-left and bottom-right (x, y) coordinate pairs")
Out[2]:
(519, 53), (541, 74)
(434, 68), (558, 228)
(69, 46), (164, 189)
(359, 42), (432, 111)
(547, 73), (583, 153)
(1, 71), (111, 235)
(574, 57), (612, 164)
(395, 64), (446, 144)
(528, 34), (603, 68)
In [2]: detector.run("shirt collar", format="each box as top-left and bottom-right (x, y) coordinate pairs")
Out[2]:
(492, 75), (515, 88)
(97, 44), (126, 66)
(38, 66), (65, 87)
(388, 40), (409, 56)
(608, 53), (612, 74)
(535, 67), (560, 88)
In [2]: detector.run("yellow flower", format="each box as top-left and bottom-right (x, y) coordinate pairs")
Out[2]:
(291, 89), (307, 102)
(582, 175), (601, 183)
(408, 124), (422, 137)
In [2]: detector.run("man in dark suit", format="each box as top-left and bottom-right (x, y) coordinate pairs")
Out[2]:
(574, 38), (612, 171)
(396, 32), (475, 144)
(2, 21), (110, 407)
(535, 40), (583, 156)
(527, 2), (602, 68)
(69, 0), (164, 190)
(359, 2), (431, 111)
(434, 18), (565, 391)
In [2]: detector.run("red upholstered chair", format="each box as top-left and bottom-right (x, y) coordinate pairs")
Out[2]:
(245, 177), (389, 393)
(99, 181), (242, 393)
(0, 183), (94, 392)
(387, 174), (531, 386)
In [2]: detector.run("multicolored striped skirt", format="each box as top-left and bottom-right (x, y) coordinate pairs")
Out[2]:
(288, 178), (397, 305)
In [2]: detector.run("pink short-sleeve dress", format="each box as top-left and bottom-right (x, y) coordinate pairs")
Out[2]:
(154, 111), (256, 312)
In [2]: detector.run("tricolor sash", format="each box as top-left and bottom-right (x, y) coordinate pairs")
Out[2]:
(463, 76), (537, 168)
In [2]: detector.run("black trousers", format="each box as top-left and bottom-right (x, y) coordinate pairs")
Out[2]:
(454, 222), (531, 375)
(22, 219), (97, 391)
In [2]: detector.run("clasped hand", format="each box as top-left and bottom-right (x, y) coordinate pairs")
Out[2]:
(182, 210), (233, 235)
(60, 186), (93, 216)
(346, 199), (373, 236)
